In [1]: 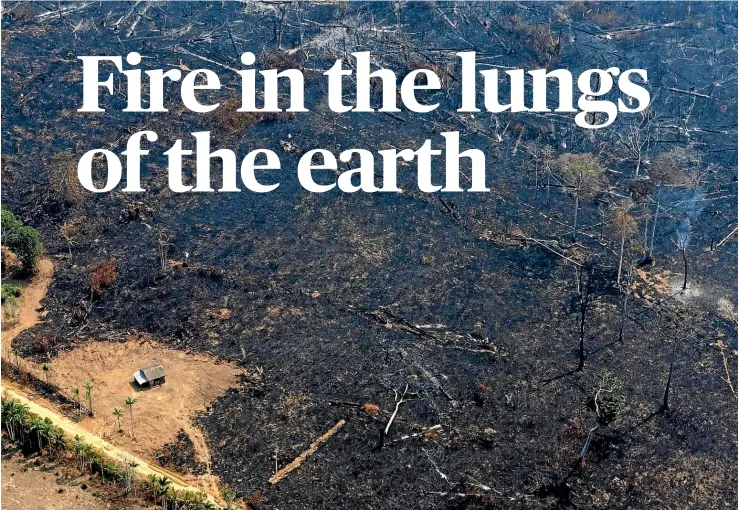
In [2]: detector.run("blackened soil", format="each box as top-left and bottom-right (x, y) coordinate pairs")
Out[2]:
(2, 2), (737, 509)
(157, 429), (207, 476)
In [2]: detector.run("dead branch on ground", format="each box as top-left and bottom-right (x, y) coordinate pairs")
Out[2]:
(269, 419), (346, 484)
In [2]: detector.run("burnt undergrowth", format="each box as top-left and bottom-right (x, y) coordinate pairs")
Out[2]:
(2, 1), (738, 508)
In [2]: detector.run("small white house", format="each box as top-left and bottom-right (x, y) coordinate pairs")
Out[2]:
(132, 363), (166, 388)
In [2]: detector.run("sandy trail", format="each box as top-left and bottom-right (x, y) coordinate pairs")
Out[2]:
(2, 384), (218, 505)
(1, 259), (223, 507)
(2, 258), (54, 341)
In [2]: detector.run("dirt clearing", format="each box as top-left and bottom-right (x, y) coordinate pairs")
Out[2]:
(34, 338), (245, 468)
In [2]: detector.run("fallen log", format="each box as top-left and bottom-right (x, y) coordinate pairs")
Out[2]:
(269, 419), (346, 484)
(666, 87), (712, 99)
(716, 224), (738, 250)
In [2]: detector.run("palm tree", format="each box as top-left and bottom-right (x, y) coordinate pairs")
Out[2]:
(4, 400), (29, 442)
(94, 451), (106, 483)
(124, 459), (139, 497)
(73, 434), (85, 472)
(221, 485), (236, 510)
(154, 476), (173, 509)
(47, 424), (66, 458)
(147, 474), (159, 500)
(71, 387), (81, 419)
(124, 397), (137, 439)
(10, 349), (20, 371)
(112, 407), (123, 432)
(29, 416), (49, 451)
(82, 443), (97, 475)
(41, 363), (51, 385)
(83, 380), (94, 416)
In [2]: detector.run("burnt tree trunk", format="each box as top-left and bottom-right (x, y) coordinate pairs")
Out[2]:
(572, 194), (580, 244)
(618, 268), (633, 343)
(681, 243), (689, 291)
(662, 338), (678, 411)
(577, 265), (595, 371)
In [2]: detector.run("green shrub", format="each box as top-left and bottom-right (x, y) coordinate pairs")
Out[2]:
(7, 225), (43, 273)
(589, 391), (627, 425)
(1, 205), (22, 238)
(1, 284), (22, 302)
(1, 206), (44, 273)
(102, 460), (124, 482)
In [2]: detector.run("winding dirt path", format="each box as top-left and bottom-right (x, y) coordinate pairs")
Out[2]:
(2, 258), (54, 341)
(1, 259), (222, 507)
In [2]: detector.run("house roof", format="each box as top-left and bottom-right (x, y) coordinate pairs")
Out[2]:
(132, 363), (165, 385)
(132, 370), (147, 386)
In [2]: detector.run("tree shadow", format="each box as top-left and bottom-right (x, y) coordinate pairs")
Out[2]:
(535, 368), (578, 391)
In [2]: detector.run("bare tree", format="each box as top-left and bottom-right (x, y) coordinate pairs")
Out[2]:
(611, 206), (638, 286)
(672, 234), (690, 291)
(616, 112), (654, 179)
(576, 264), (595, 372)
(617, 267), (633, 343)
(155, 229), (171, 272)
(662, 338), (679, 412)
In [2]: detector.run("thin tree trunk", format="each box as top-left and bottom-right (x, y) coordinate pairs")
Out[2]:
(618, 269), (632, 343)
(576, 266), (593, 371)
(662, 339), (678, 411)
(649, 200), (660, 259)
(617, 235), (626, 285)
(681, 244), (688, 290)
(578, 312), (586, 371)
(634, 154), (641, 179)
(572, 194), (580, 244)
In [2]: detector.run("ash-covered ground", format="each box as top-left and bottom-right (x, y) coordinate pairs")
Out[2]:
(2, 1), (738, 508)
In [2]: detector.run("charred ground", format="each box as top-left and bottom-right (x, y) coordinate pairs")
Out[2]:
(2, 1), (738, 509)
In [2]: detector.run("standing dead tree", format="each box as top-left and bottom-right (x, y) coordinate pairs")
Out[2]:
(617, 267), (633, 343)
(155, 229), (171, 272)
(60, 221), (79, 263)
(611, 206), (638, 286)
(661, 337), (679, 412)
(576, 264), (595, 372)
(615, 109), (655, 179)
(672, 234), (689, 291)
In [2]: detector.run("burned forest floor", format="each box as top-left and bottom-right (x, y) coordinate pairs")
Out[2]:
(2, 1), (738, 509)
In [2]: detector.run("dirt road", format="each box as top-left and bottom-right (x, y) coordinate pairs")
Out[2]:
(2, 258), (53, 341)
(3, 385), (218, 504)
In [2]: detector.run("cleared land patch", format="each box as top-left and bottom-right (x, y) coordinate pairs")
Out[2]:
(29, 338), (244, 470)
